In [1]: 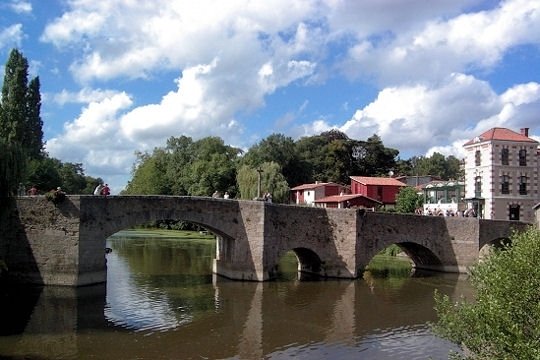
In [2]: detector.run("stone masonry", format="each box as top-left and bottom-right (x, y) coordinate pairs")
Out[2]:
(2, 195), (529, 286)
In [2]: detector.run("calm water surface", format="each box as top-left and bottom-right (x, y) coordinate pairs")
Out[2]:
(0, 230), (472, 359)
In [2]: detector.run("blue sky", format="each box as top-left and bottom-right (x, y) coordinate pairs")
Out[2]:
(1, 0), (539, 193)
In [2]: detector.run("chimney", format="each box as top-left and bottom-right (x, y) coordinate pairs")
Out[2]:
(521, 128), (529, 137)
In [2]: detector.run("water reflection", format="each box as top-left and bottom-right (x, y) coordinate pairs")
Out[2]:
(0, 231), (470, 359)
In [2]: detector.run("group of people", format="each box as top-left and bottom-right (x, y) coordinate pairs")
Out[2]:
(212, 190), (230, 199)
(419, 207), (477, 217)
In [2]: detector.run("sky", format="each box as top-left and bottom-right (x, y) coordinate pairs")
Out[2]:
(1, 0), (540, 193)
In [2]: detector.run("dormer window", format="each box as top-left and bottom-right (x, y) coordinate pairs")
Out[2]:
(475, 150), (481, 166)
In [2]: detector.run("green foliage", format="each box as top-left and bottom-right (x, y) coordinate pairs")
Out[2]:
(395, 186), (423, 213)
(0, 139), (26, 197)
(241, 133), (306, 186)
(434, 227), (540, 360)
(406, 153), (463, 180)
(26, 156), (62, 193)
(0, 49), (43, 157)
(236, 162), (289, 202)
(123, 136), (240, 196)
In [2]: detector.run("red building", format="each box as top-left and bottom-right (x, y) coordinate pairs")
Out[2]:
(314, 193), (381, 209)
(290, 182), (348, 206)
(349, 176), (406, 207)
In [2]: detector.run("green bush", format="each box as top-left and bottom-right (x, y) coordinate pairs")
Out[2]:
(434, 226), (540, 359)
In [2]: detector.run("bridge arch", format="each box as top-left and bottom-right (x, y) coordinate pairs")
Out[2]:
(272, 247), (323, 278)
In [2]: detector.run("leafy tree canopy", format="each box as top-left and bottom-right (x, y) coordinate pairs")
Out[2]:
(434, 227), (540, 359)
(395, 186), (423, 213)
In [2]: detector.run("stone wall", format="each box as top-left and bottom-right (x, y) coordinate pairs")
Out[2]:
(5, 196), (82, 285)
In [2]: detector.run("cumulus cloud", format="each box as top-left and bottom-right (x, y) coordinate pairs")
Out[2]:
(35, 0), (540, 192)
(341, 76), (540, 157)
(9, 0), (32, 14)
(46, 93), (136, 191)
(339, 0), (540, 84)
(0, 24), (24, 50)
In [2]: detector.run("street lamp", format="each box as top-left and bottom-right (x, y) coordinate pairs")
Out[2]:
(256, 168), (263, 199)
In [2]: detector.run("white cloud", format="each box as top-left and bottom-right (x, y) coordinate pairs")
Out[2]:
(53, 88), (123, 105)
(36, 0), (540, 192)
(339, 0), (540, 84)
(0, 24), (24, 50)
(9, 0), (32, 14)
(46, 93), (135, 192)
(340, 76), (540, 158)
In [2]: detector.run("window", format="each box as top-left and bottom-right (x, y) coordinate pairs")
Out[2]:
(501, 148), (509, 165)
(475, 150), (481, 166)
(519, 149), (527, 166)
(501, 175), (509, 194)
(475, 176), (482, 197)
(509, 205), (520, 221)
(519, 176), (527, 195)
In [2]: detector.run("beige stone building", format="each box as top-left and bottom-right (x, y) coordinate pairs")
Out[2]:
(463, 127), (539, 223)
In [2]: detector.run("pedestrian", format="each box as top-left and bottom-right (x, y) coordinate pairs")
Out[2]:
(27, 185), (38, 196)
(101, 184), (110, 196)
(224, 191), (230, 199)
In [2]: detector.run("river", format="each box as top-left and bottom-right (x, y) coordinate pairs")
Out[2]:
(0, 230), (472, 359)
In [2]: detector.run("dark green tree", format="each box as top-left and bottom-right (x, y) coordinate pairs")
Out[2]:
(0, 139), (26, 197)
(353, 134), (399, 177)
(25, 157), (62, 193)
(241, 133), (305, 186)
(24, 77), (44, 159)
(434, 227), (540, 359)
(0, 49), (28, 144)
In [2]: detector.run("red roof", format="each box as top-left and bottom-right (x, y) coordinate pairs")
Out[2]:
(463, 127), (537, 146)
(314, 194), (382, 204)
(349, 176), (406, 186)
(290, 182), (342, 191)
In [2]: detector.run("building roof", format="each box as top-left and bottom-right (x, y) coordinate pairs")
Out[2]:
(463, 127), (538, 146)
(290, 182), (343, 191)
(314, 193), (382, 204)
(350, 176), (407, 187)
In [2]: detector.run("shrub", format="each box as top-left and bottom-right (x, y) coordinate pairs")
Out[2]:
(433, 226), (540, 359)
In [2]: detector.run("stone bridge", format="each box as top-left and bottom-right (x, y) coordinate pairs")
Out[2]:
(2, 195), (529, 286)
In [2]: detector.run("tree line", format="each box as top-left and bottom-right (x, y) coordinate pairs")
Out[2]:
(0, 49), (101, 197)
(123, 130), (463, 203)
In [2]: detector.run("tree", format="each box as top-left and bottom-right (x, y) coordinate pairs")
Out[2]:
(0, 139), (25, 197)
(24, 77), (44, 159)
(0, 49), (28, 144)
(123, 150), (169, 195)
(25, 156), (62, 193)
(241, 133), (305, 186)
(353, 134), (399, 176)
(434, 227), (540, 359)
(395, 186), (423, 213)
(236, 162), (289, 202)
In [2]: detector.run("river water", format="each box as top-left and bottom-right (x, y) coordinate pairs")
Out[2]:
(0, 230), (472, 359)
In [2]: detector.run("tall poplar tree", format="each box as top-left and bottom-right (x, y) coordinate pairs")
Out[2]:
(25, 76), (44, 159)
(0, 49), (29, 144)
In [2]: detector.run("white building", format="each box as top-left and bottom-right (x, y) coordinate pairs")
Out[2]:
(463, 127), (539, 222)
